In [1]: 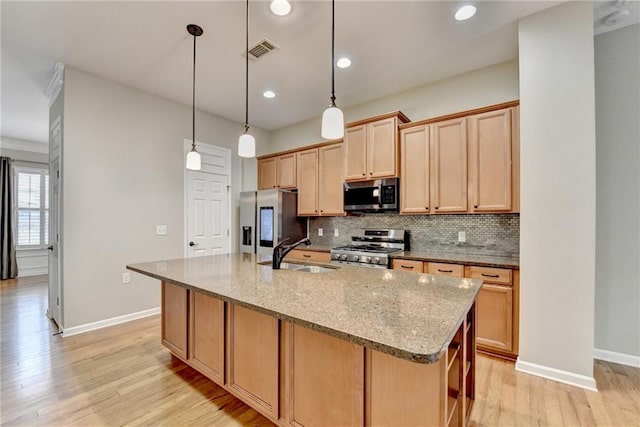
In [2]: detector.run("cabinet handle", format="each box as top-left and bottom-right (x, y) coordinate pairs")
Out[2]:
(303, 254), (311, 258)
(425, 206), (429, 210)
(474, 205), (479, 208)
(362, 173), (366, 176)
(320, 210), (324, 212)
(481, 273), (500, 278)
(401, 265), (414, 269)
(369, 172), (373, 175)
(435, 207), (439, 210)
(438, 269), (453, 273)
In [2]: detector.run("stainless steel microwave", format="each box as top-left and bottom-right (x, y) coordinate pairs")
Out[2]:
(343, 178), (399, 212)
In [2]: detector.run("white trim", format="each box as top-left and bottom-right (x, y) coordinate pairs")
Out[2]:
(61, 307), (160, 337)
(46, 62), (64, 107)
(515, 359), (598, 391)
(1, 137), (49, 154)
(594, 348), (640, 368)
(18, 266), (48, 277)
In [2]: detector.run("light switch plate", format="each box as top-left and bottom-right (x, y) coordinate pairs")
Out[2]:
(318, 228), (324, 237)
(334, 229), (339, 237)
(122, 272), (131, 284)
(458, 231), (466, 242)
(156, 225), (167, 235)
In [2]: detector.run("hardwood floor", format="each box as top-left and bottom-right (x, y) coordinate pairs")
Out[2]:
(2, 276), (639, 426)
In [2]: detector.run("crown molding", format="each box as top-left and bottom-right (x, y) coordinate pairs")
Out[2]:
(0, 137), (49, 154)
(45, 62), (65, 107)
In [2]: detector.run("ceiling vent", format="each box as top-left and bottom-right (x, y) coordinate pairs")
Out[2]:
(248, 38), (279, 60)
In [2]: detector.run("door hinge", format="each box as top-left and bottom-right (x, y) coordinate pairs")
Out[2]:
(57, 234), (59, 242)
(57, 170), (60, 179)
(226, 185), (230, 193)
(56, 297), (59, 306)
(227, 229), (230, 236)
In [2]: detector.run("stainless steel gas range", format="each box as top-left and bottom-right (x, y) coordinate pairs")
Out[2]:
(330, 229), (408, 268)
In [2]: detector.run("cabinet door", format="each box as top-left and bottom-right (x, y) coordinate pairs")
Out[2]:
(296, 149), (319, 215)
(227, 304), (279, 420)
(391, 259), (424, 272)
(344, 124), (368, 181)
(258, 157), (277, 190)
(400, 125), (430, 214)
(319, 143), (345, 215)
(425, 262), (464, 277)
(468, 108), (512, 212)
(368, 117), (397, 178)
(476, 284), (513, 352)
(161, 281), (188, 360)
(189, 291), (225, 385)
(431, 118), (468, 212)
(277, 153), (297, 189)
(286, 324), (364, 427)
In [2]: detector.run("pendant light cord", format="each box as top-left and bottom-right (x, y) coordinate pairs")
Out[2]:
(330, 0), (336, 107)
(244, 0), (250, 132)
(192, 31), (197, 150)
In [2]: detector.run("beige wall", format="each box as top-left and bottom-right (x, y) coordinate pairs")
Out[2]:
(594, 23), (640, 359)
(268, 59), (519, 153)
(61, 66), (267, 329)
(518, 1), (596, 388)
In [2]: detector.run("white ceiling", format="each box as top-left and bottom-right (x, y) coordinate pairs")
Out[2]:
(2, 1), (637, 145)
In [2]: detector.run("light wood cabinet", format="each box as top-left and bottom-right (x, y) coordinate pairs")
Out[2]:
(285, 323), (364, 426)
(284, 249), (331, 263)
(431, 117), (468, 213)
(161, 281), (188, 360)
(296, 143), (344, 216)
(425, 262), (464, 277)
(468, 108), (512, 212)
(400, 125), (430, 214)
(227, 304), (279, 421)
(344, 112), (409, 181)
(189, 291), (225, 384)
(258, 154), (296, 190)
(391, 259), (424, 272)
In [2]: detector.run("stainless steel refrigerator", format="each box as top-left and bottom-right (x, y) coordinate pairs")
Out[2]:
(239, 189), (307, 255)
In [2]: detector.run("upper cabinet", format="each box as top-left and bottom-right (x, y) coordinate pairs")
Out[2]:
(468, 107), (514, 212)
(344, 112), (410, 181)
(399, 101), (520, 215)
(297, 143), (344, 216)
(258, 153), (296, 190)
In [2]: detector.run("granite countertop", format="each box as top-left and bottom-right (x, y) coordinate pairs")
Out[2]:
(393, 250), (520, 269)
(127, 253), (482, 364)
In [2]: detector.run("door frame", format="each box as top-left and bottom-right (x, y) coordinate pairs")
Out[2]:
(48, 114), (63, 330)
(183, 140), (232, 257)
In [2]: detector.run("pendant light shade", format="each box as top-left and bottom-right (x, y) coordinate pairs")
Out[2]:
(321, 0), (344, 139)
(238, 0), (256, 158)
(186, 24), (203, 170)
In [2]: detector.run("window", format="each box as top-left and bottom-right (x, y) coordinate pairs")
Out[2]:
(15, 167), (49, 248)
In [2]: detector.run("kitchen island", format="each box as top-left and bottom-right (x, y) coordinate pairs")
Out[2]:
(127, 253), (482, 427)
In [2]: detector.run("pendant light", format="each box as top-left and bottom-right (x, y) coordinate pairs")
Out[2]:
(321, 0), (344, 140)
(186, 24), (203, 170)
(238, 0), (256, 158)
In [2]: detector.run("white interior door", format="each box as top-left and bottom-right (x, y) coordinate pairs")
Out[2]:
(185, 142), (231, 257)
(48, 116), (62, 328)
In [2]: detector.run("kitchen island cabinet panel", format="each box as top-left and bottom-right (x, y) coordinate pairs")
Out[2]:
(227, 304), (280, 421)
(188, 291), (224, 384)
(285, 323), (364, 427)
(161, 281), (188, 360)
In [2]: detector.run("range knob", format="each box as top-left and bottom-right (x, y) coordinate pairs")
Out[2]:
(372, 257), (380, 264)
(340, 254), (348, 261)
(361, 256), (371, 263)
(332, 253), (341, 260)
(351, 255), (360, 262)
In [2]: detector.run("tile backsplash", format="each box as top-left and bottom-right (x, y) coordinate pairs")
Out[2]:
(309, 213), (519, 256)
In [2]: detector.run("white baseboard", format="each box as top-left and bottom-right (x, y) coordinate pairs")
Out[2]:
(515, 359), (598, 391)
(594, 348), (640, 368)
(18, 267), (48, 277)
(61, 307), (160, 337)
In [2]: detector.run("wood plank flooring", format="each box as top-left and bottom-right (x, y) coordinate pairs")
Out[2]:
(2, 276), (639, 426)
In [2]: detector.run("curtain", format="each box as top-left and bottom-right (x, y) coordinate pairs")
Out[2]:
(1, 156), (18, 279)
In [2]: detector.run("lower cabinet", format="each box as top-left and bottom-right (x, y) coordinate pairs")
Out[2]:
(189, 291), (224, 384)
(161, 281), (188, 360)
(285, 324), (364, 426)
(284, 249), (331, 263)
(227, 304), (280, 421)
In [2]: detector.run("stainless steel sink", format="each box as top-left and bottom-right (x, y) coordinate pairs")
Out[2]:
(258, 261), (337, 273)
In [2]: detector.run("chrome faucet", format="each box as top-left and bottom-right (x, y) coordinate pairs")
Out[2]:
(272, 237), (312, 269)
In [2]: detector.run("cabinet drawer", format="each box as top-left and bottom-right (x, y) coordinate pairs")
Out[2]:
(467, 266), (512, 285)
(285, 249), (331, 263)
(425, 262), (464, 277)
(392, 259), (424, 272)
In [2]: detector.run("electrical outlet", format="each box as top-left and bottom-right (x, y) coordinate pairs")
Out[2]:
(334, 228), (339, 237)
(122, 272), (131, 284)
(458, 231), (466, 242)
(318, 228), (324, 237)
(156, 225), (167, 235)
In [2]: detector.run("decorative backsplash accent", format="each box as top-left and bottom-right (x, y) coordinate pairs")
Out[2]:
(309, 213), (519, 256)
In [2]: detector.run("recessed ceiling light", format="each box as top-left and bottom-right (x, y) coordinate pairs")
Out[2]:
(263, 90), (276, 99)
(336, 57), (351, 68)
(270, 0), (291, 17)
(455, 5), (476, 21)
